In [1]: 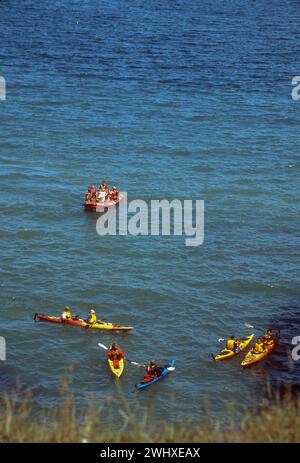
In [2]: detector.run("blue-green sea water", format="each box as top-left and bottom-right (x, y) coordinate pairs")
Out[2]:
(0, 0), (300, 424)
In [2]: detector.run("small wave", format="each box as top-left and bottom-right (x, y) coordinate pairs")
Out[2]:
(15, 229), (46, 239)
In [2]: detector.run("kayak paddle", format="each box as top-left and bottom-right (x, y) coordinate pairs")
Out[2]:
(97, 343), (145, 367)
(245, 323), (281, 338)
(245, 322), (263, 331)
(245, 322), (271, 333)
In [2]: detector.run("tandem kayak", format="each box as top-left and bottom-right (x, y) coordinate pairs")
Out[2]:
(83, 193), (124, 212)
(212, 334), (255, 361)
(34, 313), (134, 331)
(108, 358), (124, 378)
(241, 334), (279, 367)
(135, 360), (175, 390)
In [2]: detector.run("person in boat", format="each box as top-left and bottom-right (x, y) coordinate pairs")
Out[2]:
(90, 185), (97, 201)
(109, 186), (119, 201)
(263, 329), (274, 345)
(85, 185), (97, 202)
(97, 181), (109, 202)
(86, 308), (97, 325)
(226, 336), (239, 352)
(145, 360), (163, 379)
(61, 306), (72, 320)
(252, 338), (264, 354)
(107, 343), (125, 368)
(85, 186), (92, 201)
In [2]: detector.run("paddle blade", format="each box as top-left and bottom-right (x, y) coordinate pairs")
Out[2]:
(98, 343), (108, 351)
(245, 323), (254, 329)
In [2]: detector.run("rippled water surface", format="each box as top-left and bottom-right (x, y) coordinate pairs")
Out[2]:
(0, 0), (300, 423)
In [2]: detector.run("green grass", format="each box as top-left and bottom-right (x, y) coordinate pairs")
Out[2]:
(1, 383), (300, 443)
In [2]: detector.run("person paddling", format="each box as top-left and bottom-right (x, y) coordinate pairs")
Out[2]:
(263, 329), (274, 345)
(107, 343), (125, 369)
(252, 337), (264, 354)
(61, 306), (72, 320)
(144, 360), (163, 381)
(86, 309), (97, 325)
(226, 336), (240, 353)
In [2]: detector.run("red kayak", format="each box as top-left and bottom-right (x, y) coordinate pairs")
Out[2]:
(34, 314), (83, 327)
(83, 193), (124, 211)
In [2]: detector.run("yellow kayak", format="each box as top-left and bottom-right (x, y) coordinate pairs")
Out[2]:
(108, 358), (124, 377)
(213, 334), (255, 361)
(81, 320), (133, 331)
(241, 336), (279, 367)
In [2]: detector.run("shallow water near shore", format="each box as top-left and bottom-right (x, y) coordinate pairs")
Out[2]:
(0, 0), (300, 424)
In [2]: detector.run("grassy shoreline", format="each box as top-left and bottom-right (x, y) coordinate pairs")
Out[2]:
(1, 386), (300, 443)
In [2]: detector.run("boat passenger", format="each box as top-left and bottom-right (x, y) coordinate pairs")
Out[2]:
(90, 185), (97, 200)
(86, 309), (97, 324)
(107, 343), (125, 368)
(263, 329), (274, 345)
(61, 306), (72, 320)
(109, 186), (119, 201)
(97, 181), (109, 202)
(145, 360), (162, 378)
(226, 336), (239, 352)
(85, 186), (92, 201)
(252, 338), (264, 354)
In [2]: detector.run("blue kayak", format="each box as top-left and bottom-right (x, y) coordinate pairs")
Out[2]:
(135, 360), (175, 390)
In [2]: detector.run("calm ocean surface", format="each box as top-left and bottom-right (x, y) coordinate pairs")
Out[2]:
(0, 0), (300, 424)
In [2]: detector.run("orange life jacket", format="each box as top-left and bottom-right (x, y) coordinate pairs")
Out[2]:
(108, 347), (124, 361)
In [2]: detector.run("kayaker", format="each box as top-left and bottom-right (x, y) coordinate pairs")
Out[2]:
(264, 329), (274, 345)
(107, 343), (125, 368)
(86, 309), (97, 325)
(61, 306), (72, 320)
(109, 186), (119, 201)
(145, 360), (163, 378)
(226, 336), (239, 352)
(252, 338), (264, 354)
